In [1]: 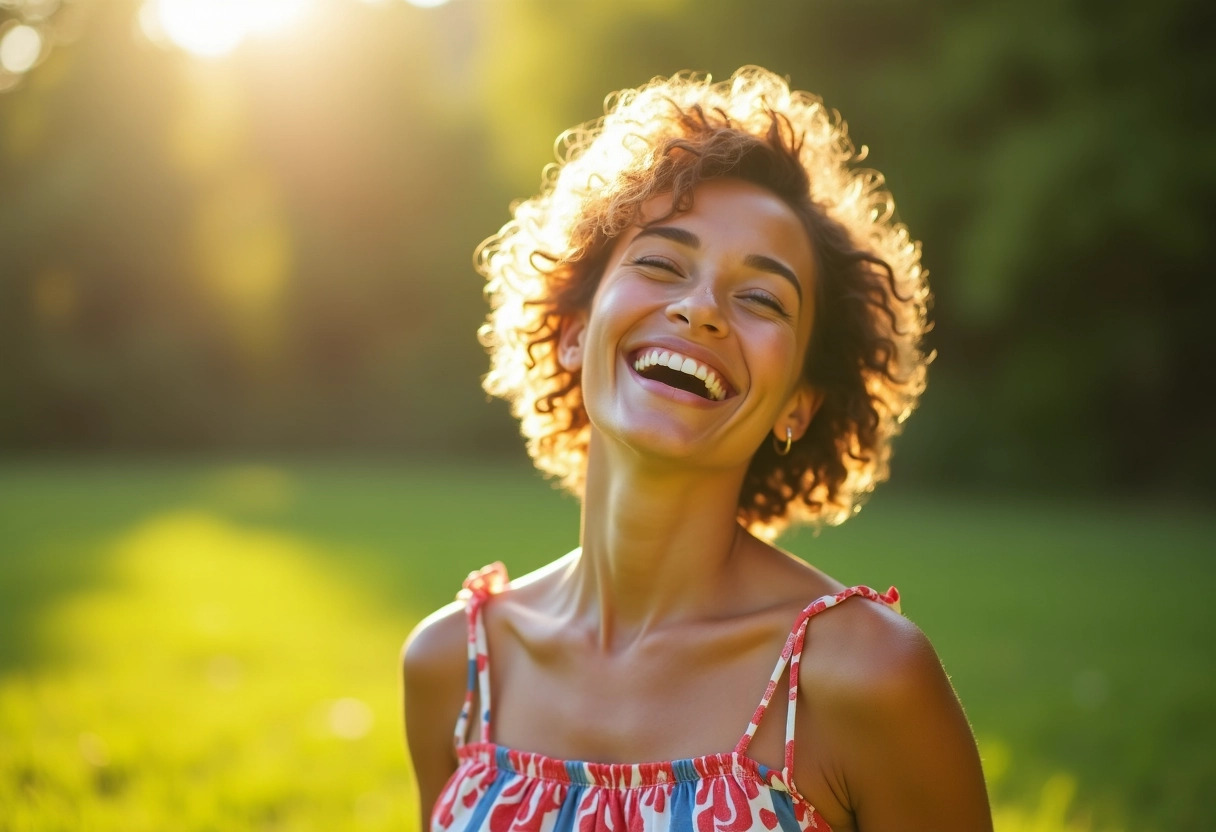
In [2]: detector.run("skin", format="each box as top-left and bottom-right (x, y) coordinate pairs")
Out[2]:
(403, 179), (992, 832)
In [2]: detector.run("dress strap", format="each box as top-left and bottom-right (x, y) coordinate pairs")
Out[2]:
(734, 585), (901, 774)
(452, 562), (509, 749)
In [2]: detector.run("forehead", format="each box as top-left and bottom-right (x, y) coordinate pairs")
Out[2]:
(621, 179), (815, 283)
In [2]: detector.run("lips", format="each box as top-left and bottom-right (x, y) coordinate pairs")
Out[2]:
(630, 347), (732, 401)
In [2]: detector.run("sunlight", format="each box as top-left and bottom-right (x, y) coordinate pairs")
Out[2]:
(980, 738), (1122, 832)
(2, 508), (417, 828)
(139, 0), (311, 58)
(0, 22), (43, 74)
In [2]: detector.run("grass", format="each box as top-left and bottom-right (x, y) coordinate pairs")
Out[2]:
(0, 459), (1212, 831)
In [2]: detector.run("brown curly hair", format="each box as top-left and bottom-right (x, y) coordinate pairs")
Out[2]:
(477, 67), (930, 538)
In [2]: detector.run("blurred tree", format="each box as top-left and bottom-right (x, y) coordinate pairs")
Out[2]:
(859, 0), (1216, 493)
(0, 0), (1212, 499)
(0, 0), (515, 455)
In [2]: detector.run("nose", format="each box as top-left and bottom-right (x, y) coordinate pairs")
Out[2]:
(667, 283), (728, 336)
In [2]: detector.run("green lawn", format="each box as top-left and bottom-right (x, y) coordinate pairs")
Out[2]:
(1, 460), (1211, 831)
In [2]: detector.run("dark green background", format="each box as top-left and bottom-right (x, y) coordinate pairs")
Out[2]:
(2, 0), (1213, 499)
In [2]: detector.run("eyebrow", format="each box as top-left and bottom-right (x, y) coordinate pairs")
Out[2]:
(633, 225), (803, 301)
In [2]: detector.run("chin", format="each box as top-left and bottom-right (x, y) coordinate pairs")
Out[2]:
(592, 413), (747, 472)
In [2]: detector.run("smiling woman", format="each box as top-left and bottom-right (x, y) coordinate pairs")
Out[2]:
(481, 74), (929, 534)
(403, 67), (990, 832)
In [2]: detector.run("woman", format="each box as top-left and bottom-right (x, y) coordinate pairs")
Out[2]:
(404, 67), (992, 832)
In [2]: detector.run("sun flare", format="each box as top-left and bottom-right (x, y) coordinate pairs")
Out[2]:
(140, 0), (310, 58)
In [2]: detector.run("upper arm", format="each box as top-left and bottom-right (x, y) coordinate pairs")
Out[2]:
(402, 602), (468, 830)
(804, 611), (992, 832)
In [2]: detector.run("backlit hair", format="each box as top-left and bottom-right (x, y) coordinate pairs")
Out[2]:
(477, 67), (930, 537)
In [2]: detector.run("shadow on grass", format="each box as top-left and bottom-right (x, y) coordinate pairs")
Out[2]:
(3, 506), (417, 830)
(0, 462), (208, 671)
(0, 458), (577, 674)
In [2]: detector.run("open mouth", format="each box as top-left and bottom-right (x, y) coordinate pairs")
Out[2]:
(632, 348), (729, 401)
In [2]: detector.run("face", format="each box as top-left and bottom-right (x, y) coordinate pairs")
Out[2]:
(559, 178), (821, 470)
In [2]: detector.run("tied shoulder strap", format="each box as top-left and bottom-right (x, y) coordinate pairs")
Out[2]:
(734, 585), (901, 776)
(452, 562), (509, 749)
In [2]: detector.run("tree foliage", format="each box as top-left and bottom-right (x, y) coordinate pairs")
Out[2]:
(1, 0), (1212, 496)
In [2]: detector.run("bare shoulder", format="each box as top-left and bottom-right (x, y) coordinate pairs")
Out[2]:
(402, 551), (574, 671)
(803, 590), (938, 699)
(401, 601), (467, 763)
(402, 599), (467, 681)
(797, 592), (992, 831)
(402, 600), (470, 828)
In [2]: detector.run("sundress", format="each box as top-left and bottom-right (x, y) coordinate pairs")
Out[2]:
(432, 561), (901, 832)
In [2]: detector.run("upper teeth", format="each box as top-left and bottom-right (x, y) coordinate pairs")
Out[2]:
(633, 348), (727, 401)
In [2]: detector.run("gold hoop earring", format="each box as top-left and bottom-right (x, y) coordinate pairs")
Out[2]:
(773, 426), (792, 456)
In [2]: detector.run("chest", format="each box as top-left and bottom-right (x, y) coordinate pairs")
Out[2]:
(485, 616), (793, 770)
(471, 606), (859, 830)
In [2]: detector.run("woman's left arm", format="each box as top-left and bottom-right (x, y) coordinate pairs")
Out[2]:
(805, 611), (993, 832)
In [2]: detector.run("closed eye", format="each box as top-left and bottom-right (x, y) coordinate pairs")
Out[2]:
(741, 291), (791, 318)
(633, 255), (681, 274)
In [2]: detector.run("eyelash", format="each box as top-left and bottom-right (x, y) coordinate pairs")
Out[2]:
(741, 291), (790, 317)
(633, 256), (679, 272)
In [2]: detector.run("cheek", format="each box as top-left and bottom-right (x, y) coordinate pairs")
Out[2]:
(578, 281), (659, 401)
(745, 324), (806, 389)
(587, 278), (661, 338)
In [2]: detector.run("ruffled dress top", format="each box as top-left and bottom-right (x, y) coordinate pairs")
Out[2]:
(431, 562), (901, 832)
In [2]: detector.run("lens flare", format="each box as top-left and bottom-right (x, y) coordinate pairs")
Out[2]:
(0, 23), (43, 74)
(139, 0), (309, 58)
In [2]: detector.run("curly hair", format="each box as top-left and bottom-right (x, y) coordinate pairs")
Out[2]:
(477, 67), (930, 538)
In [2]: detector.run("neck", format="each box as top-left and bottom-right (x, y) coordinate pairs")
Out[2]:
(569, 430), (750, 650)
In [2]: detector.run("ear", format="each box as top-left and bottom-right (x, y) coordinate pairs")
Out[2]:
(556, 312), (588, 373)
(774, 382), (823, 443)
